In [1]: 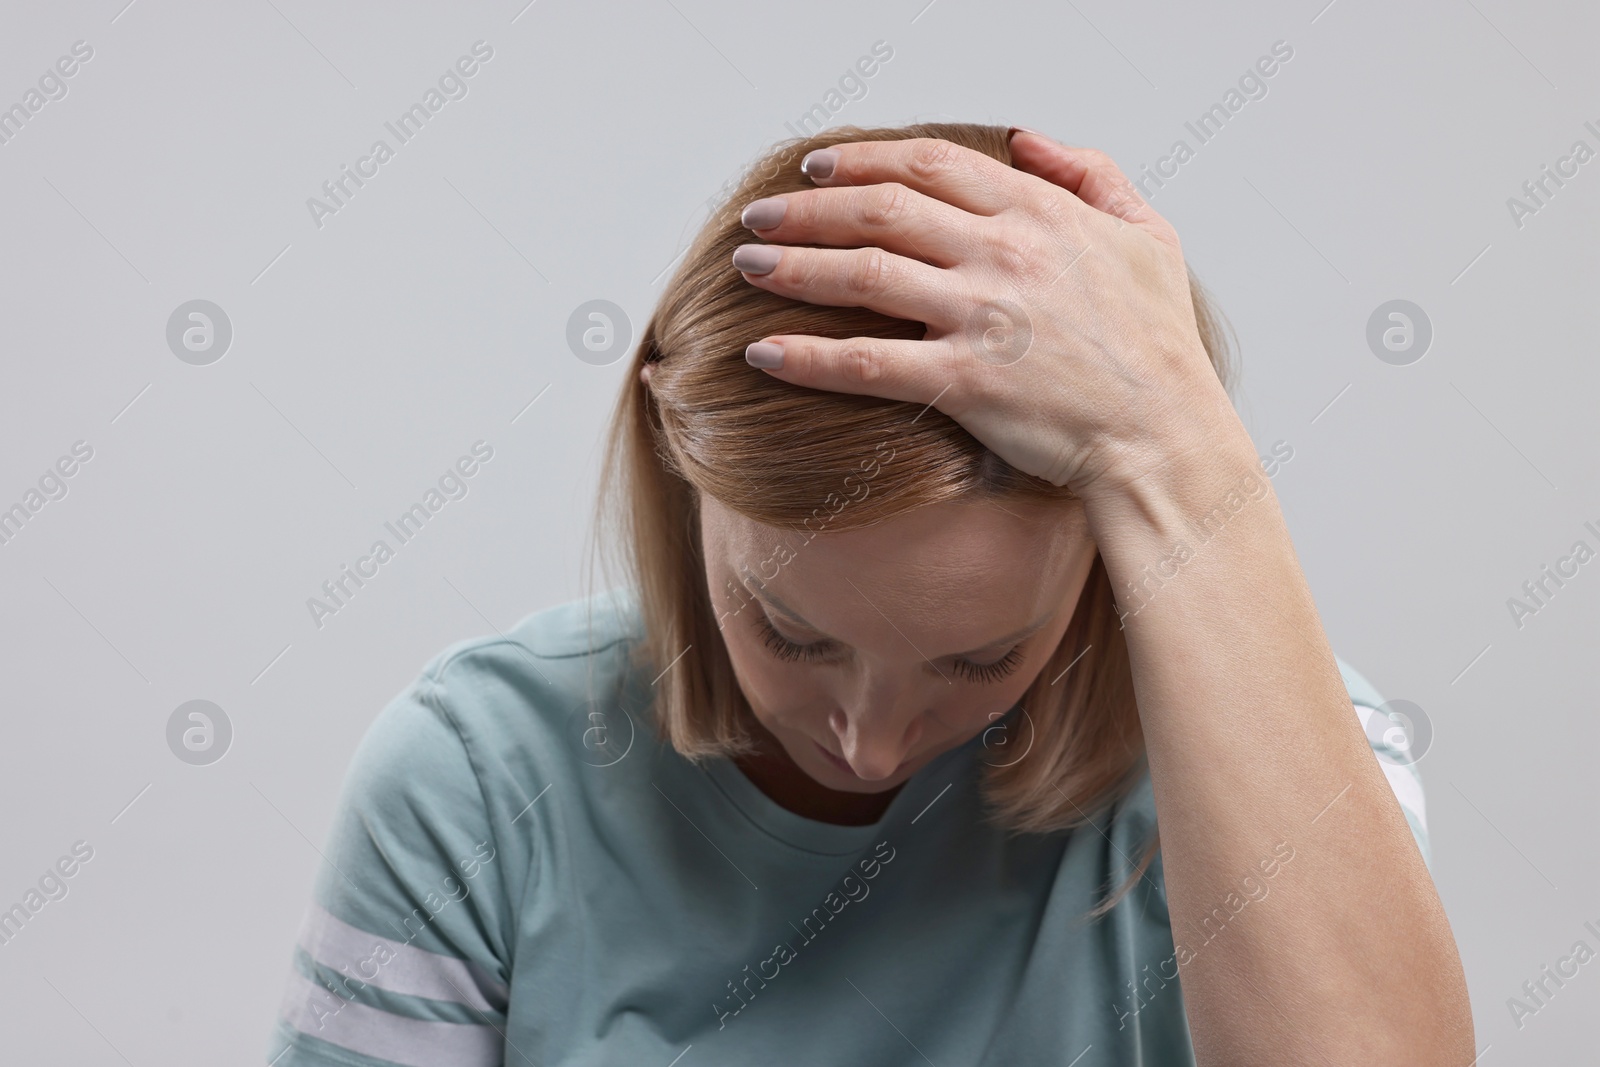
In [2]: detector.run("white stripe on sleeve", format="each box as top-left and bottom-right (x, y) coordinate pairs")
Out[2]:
(295, 901), (509, 1016)
(277, 968), (504, 1067)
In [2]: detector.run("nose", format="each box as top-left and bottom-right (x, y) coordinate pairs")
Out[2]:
(829, 699), (925, 781)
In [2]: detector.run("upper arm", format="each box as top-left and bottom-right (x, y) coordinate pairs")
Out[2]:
(266, 677), (513, 1067)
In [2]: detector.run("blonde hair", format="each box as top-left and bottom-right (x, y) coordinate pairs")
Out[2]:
(590, 121), (1236, 918)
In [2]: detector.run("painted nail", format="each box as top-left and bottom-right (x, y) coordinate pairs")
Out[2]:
(800, 148), (838, 180)
(741, 197), (787, 230)
(745, 342), (784, 369)
(732, 244), (783, 274)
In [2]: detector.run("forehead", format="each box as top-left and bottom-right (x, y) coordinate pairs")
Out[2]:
(700, 494), (1089, 647)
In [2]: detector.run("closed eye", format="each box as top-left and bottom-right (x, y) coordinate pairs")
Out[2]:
(749, 612), (1025, 684)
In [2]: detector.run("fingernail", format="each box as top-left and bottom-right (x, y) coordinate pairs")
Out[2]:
(800, 148), (838, 180)
(1007, 125), (1046, 139)
(741, 197), (787, 230)
(745, 341), (784, 369)
(732, 244), (783, 274)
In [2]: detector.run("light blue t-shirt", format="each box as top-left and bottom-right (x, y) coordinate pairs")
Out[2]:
(266, 586), (1429, 1066)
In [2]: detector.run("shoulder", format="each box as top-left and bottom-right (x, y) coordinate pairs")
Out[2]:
(424, 582), (644, 681)
(275, 587), (652, 1061)
(396, 584), (647, 758)
(318, 586), (650, 927)
(337, 584), (648, 863)
(354, 585), (652, 820)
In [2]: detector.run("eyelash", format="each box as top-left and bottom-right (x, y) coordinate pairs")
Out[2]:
(750, 613), (1026, 684)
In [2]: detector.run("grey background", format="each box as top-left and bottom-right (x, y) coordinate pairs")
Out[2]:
(0, 0), (1594, 1061)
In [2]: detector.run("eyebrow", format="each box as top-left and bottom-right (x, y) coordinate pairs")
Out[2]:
(738, 567), (1053, 659)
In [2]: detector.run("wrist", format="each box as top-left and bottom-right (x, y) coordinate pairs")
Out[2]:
(1079, 385), (1268, 563)
(1081, 358), (1253, 499)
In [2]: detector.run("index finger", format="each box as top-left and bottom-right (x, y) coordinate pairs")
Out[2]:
(799, 136), (1033, 217)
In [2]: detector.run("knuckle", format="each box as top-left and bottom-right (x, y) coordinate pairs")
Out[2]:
(907, 138), (960, 182)
(842, 248), (891, 298)
(1107, 179), (1147, 218)
(1027, 189), (1078, 236)
(990, 230), (1051, 284)
(835, 340), (886, 385)
(786, 189), (820, 231)
(951, 336), (997, 396)
(962, 361), (998, 406)
(860, 182), (911, 229)
(787, 249), (826, 292)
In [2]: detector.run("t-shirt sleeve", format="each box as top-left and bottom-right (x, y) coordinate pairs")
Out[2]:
(1336, 657), (1431, 870)
(265, 674), (514, 1067)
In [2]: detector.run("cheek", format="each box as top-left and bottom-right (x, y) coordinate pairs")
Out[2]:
(936, 685), (1029, 738)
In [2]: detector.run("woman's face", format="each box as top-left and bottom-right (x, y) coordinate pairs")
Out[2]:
(699, 492), (1098, 793)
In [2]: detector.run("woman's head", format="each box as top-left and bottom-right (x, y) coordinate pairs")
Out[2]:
(595, 121), (1234, 910)
(699, 491), (1097, 790)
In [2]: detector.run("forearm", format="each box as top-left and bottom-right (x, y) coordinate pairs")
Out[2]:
(1081, 374), (1474, 1065)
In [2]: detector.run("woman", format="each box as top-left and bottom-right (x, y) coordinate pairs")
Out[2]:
(267, 122), (1474, 1065)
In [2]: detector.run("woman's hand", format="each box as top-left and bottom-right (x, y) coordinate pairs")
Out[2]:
(733, 132), (1241, 502)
